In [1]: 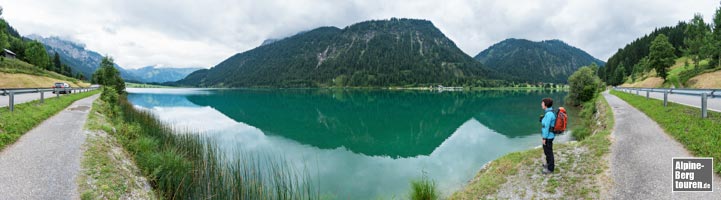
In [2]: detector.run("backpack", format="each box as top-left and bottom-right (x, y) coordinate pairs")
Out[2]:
(551, 107), (568, 134)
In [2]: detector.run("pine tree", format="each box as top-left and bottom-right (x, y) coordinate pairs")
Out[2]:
(53, 52), (61, 73)
(684, 14), (711, 68)
(614, 64), (626, 85)
(712, 3), (721, 68)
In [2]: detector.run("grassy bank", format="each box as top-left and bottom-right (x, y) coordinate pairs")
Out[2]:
(78, 98), (155, 199)
(451, 93), (614, 199)
(610, 90), (721, 173)
(0, 89), (100, 150)
(0, 58), (88, 87)
(93, 89), (317, 199)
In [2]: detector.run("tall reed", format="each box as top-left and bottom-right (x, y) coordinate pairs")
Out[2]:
(102, 95), (317, 199)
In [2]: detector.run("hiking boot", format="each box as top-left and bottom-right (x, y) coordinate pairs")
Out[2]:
(542, 164), (548, 168)
(542, 168), (553, 174)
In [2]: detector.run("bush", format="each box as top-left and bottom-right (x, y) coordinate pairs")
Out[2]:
(572, 96), (598, 140)
(100, 87), (118, 105)
(567, 66), (602, 106)
(100, 87), (120, 117)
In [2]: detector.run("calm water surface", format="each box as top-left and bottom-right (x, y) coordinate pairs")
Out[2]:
(127, 88), (576, 199)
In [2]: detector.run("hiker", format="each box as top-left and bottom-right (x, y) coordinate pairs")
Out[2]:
(540, 98), (556, 174)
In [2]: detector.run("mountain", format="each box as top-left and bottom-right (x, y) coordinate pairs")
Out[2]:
(176, 18), (509, 88)
(26, 35), (142, 82)
(474, 38), (605, 83)
(125, 66), (203, 83)
(260, 38), (280, 46)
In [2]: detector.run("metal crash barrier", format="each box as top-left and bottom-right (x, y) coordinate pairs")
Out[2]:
(0, 86), (99, 112)
(614, 87), (718, 118)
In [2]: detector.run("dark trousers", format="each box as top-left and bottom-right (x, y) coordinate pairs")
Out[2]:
(543, 138), (555, 171)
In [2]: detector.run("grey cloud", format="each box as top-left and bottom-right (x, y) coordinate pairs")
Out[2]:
(2, 0), (718, 69)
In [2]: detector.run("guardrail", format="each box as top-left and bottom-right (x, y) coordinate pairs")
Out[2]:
(0, 86), (100, 112)
(614, 87), (718, 118)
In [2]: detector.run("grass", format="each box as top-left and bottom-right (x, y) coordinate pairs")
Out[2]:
(450, 92), (614, 199)
(0, 57), (88, 87)
(95, 89), (318, 199)
(664, 57), (694, 88)
(410, 173), (439, 200)
(78, 99), (155, 200)
(677, 59), (714, 87)
(0, 72), (88, 88)
(449, 149), (539, 198)
(0, 89), (100, 150)
(624, 57), (719, 89)
(611, 90), (721, 173)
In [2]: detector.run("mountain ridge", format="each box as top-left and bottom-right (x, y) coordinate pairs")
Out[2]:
(26, 34), (142, 82)
(176, 18), (511, 88)
(474, 38), (605, 83)
(125, 66), (203, 83)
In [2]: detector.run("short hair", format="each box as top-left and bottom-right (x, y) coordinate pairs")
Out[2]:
(542, 98), (553, 107)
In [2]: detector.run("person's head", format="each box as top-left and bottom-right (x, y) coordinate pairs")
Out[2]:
(541, 98), (553, 109)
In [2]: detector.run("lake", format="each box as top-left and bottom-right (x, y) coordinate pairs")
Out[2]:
(127, 88), (576, 199)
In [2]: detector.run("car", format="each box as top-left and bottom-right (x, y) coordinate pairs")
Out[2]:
(52, 82), (72, 94)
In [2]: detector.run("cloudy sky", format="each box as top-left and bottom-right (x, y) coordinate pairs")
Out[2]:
(2, 0), (718, 69)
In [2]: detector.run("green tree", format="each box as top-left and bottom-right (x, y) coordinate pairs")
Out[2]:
(0, 31), (8, 50)
(52, 52), (61, 72)
(75, 72), (85, 80)
(24, 40), (50, 69)
(648, 34), (677, 79)
(684, 14), (711, 68)
(712, 3), (721, 68)
(613, 64), (626, 85)
(61, 63), (72, 76)
(567, 65), (601, 105)
(9, 37), (26, 60)
(92, 56), (125, 94)
(608, 63), (626, 85)
(0, 19), (7, 50)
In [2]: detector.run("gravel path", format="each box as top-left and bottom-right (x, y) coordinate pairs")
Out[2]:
(604, 91), (721, 199)
(0, 94), (99, 200)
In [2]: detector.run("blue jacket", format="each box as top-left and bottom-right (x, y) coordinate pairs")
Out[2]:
(541, 107), (556, 139)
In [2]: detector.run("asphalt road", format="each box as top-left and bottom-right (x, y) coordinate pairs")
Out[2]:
(0, 94), (99, 200)
(0, 91), (62, 108)
(604, 91), (721, 199)
(618, 89), (721, 112)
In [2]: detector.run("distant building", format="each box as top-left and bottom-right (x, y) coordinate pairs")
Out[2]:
(2, 49), (16, 59)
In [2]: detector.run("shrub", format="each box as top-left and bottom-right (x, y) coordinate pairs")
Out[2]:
(100, 87), (118, 105)
(567, 66), (602, 106)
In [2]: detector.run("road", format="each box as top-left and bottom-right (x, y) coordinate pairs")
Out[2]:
(618, 89), (721, 112)
(0, 94), (99, 200)
(604, 91), (721, 199)
(0, 91), (62, 108)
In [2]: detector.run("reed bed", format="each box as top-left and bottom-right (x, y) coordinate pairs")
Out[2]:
(99, 91), (317, 199)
